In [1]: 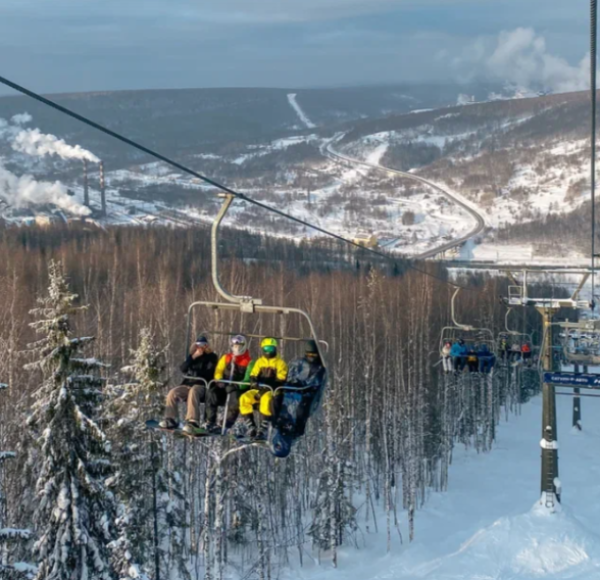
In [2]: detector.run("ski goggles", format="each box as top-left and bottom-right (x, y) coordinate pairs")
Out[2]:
(262, 345), (277, 355)
(231, 335), (246, 346)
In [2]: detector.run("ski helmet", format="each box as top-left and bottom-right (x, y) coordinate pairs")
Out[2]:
(231, 334), (248, 356)
(261, 337), (278, 358)
(304, 339), (320, 364)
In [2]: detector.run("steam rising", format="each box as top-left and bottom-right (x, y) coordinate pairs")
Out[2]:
(11, 113), (32, 125)
(0, 162), (91, 216)
(453, 28), (589, 94)
(0, 113), (94, 216)
(12, 128), (100, 163)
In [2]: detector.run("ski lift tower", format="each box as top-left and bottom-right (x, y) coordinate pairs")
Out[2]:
(503, 269), (591, 510)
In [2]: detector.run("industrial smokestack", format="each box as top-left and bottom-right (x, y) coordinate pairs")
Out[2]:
(99, 161), (106, 217)
(83, 159), (89, 207)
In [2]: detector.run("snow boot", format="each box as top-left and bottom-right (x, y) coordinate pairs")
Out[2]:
(253, 419), (270, 442)
(237, 415), (256, 439)
(202, 421), (222, 435)
(183, 420), (202, 435)
(159, 417), (179, 430)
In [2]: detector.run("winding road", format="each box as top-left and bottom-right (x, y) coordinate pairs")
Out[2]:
(321, 140), (486, 259)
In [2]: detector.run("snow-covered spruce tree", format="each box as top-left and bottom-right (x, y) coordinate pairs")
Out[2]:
(25, 260), (116, 580)
(308, 393), (357, 565)
(107, 327), (189, 580)
(0, 382), (33, 580)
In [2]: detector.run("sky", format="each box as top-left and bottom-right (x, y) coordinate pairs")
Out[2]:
(0, 0), (591, 95)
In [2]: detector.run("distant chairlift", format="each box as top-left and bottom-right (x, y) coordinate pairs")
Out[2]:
(439, 288), (496, 368)
(559, 320), (600, 367)
(497, 307), (534, 363)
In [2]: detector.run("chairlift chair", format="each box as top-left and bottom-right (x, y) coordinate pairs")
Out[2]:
(496, 308), (535, 362)
(439, 288), (496, 355)
(559, 320), (600, 366)
(183, 193), (328, 448)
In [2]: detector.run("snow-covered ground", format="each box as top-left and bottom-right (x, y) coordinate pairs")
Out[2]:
(285, 394), (600, 580)
(457, 240), (590, 265)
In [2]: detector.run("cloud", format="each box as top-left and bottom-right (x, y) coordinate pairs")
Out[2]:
(452, 27), (589, 93)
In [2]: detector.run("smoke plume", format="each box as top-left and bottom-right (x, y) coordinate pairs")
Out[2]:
(453, 28), (589, 94)
(0, 162), (91, 216)
(11, 113), (32, 125)
(12, 128), (100, 163)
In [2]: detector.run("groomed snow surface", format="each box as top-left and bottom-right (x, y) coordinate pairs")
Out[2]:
(287, 93), (316, 129)
(285, 395), (600, 580)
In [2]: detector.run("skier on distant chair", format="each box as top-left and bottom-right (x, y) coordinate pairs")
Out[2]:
(477, 343), (495, 374)
(441, 341), (453, 373)
(450, 339), (467, 372)
(238, 337), (288, 440)
(203, 334), (252, 434)
(160, 336), (218, 433)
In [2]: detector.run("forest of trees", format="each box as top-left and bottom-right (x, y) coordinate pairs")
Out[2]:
(0, 223), (545, 579)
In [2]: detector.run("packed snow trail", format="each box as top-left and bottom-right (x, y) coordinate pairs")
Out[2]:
(323, 139), (486, 260)
(284, 395), (600, 580)
(287, 93), (316, 129)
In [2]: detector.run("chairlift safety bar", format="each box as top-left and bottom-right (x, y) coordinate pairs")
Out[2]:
(186, 300), (328, 366)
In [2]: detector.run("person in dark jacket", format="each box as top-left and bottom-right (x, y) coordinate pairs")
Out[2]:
(159, 335), (218, 433)
(477, 343), (495, 373)
(278, 340), (326, 436)
(271, 340), (327, 458)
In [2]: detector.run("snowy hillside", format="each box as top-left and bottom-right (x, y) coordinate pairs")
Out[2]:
(0, 86), (595, 262)
(287, 394), (600, 580)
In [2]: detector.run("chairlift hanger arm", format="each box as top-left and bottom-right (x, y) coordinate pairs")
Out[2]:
(571, 273), (590, 301)
(211, 194), (262, 307)
(450, 288), (474, 330)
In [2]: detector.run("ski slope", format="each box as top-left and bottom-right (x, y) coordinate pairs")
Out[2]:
(322, 139), (486, 259)
(287, 394), (600, 580)
(287, 93), (317, 128)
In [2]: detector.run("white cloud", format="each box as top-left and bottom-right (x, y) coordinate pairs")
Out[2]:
(452, 27), (589, 93)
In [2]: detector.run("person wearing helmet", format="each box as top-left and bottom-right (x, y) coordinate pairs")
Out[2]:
(202, 334), (253, 434)
(441, 341), (452, 374)
(278, 340), (326, 431)
(237, 337), (288, 440)
(160, 335), (218, 432)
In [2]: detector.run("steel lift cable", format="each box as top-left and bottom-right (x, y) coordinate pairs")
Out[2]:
(0, 73), (472, 290)
(592, 0), (597, 308)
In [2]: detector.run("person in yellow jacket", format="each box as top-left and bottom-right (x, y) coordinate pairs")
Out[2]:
(238, 337), (288, 440)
